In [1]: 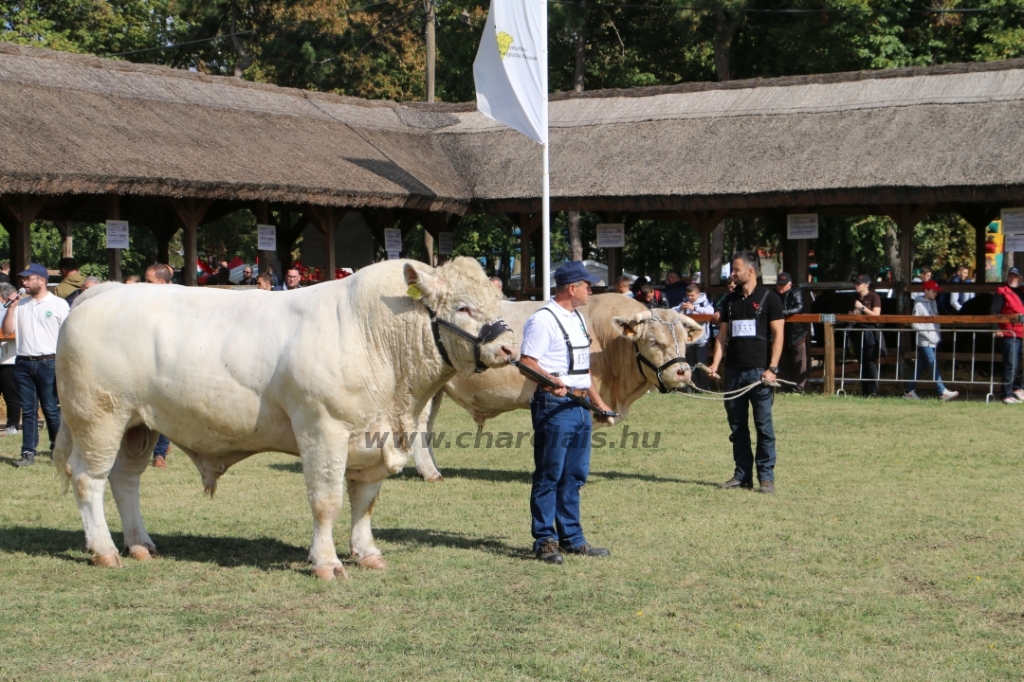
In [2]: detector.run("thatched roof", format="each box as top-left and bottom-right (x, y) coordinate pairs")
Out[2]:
(2, 42), (1023, 215)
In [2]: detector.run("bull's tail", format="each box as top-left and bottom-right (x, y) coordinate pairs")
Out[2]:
(52, 421), (74, 493)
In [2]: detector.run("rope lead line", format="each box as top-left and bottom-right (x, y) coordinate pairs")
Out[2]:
(671, 363), (801, 401)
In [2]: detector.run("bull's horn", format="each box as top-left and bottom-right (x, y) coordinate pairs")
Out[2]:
(633, 310), (653, 323)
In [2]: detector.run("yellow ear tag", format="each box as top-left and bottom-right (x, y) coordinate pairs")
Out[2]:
(407, 283), (423, 300)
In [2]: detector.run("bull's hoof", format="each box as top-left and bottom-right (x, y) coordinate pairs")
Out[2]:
(311, 565), (337, 580)
(91, 553), (123, 568)
(424, 473), (444, 483)
(128, 545), (156, 561)
(335, 563), (351, 580)
(357, 554), (387, 570)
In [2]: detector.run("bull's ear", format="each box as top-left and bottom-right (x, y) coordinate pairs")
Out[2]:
(612, 311), (651, 339)
(678, 313), (705, 344)
(404, 263), (446, 307)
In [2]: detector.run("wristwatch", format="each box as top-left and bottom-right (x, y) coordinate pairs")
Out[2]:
(769, 366), (779, 374)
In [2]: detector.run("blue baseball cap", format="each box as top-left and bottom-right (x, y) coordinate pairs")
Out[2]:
(554, 261), (601, 287)
(18, 263), (49, 279)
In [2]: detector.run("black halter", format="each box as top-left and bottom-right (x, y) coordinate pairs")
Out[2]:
(427, 307), (512, 373)
(635, 351), (691, 394)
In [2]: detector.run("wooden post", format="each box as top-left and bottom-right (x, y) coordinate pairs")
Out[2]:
(880, 204), (933, 312)
(797, 240), (808, 284)
(303, 206), (345, 282)
(511, 213), (542, 300)
(958, 205), (998, 284)
(682, 210), (730, 288)
(170, 198), (213, 286)
(107, 195), (122, 283)
(0, 194), (45, 276)
(254, 201), (278, 279)
(823, 319), (835, 396)
(54, 220), (74, 259)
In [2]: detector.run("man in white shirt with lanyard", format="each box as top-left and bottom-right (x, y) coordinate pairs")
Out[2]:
(517, 261), (614, 564)
(3, 263), (70, 468)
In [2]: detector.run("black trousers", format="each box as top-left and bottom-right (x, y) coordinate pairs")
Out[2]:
(0, 363), (22, 428)
(778, 338), (808, 393)
(686, 343), (709, 390)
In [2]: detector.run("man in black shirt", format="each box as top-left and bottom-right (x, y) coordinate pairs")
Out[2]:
(707, 251), (785, 493)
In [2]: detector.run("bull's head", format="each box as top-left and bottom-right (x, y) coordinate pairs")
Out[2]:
(404, 258), (518, 374)
(612, 309), (704, 392)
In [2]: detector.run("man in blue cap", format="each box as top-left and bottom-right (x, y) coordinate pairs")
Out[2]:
(2, 263), (69, 467)
(516, 261), (614, 564)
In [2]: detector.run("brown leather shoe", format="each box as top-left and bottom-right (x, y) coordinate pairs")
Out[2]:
(535, 539), (564, 564)
(152, 456), (167, 468)
(758, 480), (775, 494)
(720, 478), (753, 490)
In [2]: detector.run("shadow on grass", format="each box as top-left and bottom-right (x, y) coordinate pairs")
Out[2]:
(268, 461), (302, 473)
(374, 527), (531, 560)
(0, 525), (306, 571)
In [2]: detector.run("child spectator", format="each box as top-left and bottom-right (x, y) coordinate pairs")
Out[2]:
(904, 280), (959, 401)
(674, 283), (714, 390)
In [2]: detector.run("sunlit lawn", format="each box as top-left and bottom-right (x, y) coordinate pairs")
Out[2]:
(0, 393), (1021, 680)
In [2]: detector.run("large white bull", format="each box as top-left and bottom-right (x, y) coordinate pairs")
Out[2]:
(412, 294), (704, 480)
(53, 258), (516, 579)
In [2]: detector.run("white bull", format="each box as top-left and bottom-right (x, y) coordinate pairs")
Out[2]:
(53, 258), (516, 579)
(412, 295), (704, 481)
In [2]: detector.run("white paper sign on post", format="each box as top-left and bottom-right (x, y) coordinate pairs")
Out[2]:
(596, 223), (625, 249)
(105, 220), (129, 249)
(387, 251), (401, 260)
(384, 228), (403, 253)
(257, 224), (277, 251)
(1001, 208), (1024, 236)
(438, 232), (454, 256)
(787, 214), (819, 240)
(1004, 235), (1024, 253)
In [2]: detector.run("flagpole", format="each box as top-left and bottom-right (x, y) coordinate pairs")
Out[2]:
(542, 142), (550, 301)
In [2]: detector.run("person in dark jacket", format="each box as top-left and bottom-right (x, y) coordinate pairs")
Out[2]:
(662, 271), (688, 308)
(633, 277), (669, 310)
(775, 272), (808, 393)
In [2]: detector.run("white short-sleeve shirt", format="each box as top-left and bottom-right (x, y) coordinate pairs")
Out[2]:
(14, 293), (70, 357)
(521, 302), (592, 390)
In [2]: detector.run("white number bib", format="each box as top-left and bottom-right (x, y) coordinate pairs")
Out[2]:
(573, 347), (590, 371)
(731, 319), (757, 338)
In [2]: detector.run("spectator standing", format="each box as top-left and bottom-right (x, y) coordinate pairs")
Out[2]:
(55, 258), (84, 300)
(614, 276), (633, 297)
(256, 273), (273, 290)
(0, 282), (21, 437)
(904, 281), (959, 401)
(775, 272), (808, 393)
(238, 266), (257, 285)
(144, 264), (175, 465)
(123, 274), (140, 284)
(518, 261), (613, 564)
(3, 263), (69, 468)
(273, 268), (302, 291)
(706, 251), (785, 494)
(0, 261), (11, 285)
(662, 270), (688, 308)
(633, 277), (668, 309)
(66, 276), (100, 307)
(948, 265), (975, 312)
(849, 274), (883, 397)
(990, 267), (1024, 404)
(675, 283), (714, 390)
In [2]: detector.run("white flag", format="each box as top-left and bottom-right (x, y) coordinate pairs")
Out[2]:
(473, 0), (548, 145)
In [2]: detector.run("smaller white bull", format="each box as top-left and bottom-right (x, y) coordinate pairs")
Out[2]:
(411, 295), (704, 480)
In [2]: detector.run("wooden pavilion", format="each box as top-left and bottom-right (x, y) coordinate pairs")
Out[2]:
(1, 42), (1022, 297)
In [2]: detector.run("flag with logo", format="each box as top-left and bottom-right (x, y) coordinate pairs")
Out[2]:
(472, 0), (548, 145)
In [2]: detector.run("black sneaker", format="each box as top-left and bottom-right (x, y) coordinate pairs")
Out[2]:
(561, 543), (611, 557)
(13, 452), (35, 468)
(535, 539), (564, 564)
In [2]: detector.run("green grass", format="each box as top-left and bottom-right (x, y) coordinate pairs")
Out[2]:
(0, 394), (1022, 680)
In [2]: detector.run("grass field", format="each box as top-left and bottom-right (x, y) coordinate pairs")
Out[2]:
(0, 393), (1022, 681)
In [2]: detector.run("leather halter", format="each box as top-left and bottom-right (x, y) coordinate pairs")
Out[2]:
(427, 307), (512, 373)
(634, 316), (691, 394)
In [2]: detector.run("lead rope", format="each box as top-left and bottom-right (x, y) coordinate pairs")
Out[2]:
(669, 363), (801, 401)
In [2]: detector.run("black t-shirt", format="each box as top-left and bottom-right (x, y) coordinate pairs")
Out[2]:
(719, 285), (784, 369)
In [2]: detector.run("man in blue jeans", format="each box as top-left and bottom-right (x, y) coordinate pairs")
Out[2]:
(707, 251), (785, 494)
(904, 280), (959, 401)
(517, 261), (614, 564)
(2, 263), (70, 468)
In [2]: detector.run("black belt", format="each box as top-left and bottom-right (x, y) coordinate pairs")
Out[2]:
(19, 354), (55, 361)
(540, 386), (588, 400)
